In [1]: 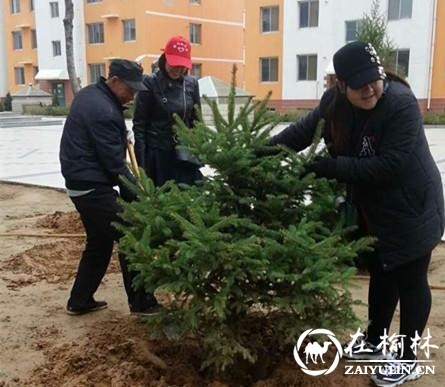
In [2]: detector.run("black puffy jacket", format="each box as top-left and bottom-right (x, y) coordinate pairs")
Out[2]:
(132, 62), (200, 169)
(270, 80), (444, 271)
(59, 78), (135, 197)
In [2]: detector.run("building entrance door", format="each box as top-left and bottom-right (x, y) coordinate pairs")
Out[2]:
(52, 82), (65, 106)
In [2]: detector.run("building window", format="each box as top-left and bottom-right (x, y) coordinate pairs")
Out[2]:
(15, 67), (25, 85)
(260, 6), (279, 32)
(299, 0), (319, 28)
(29, 0), (34, 11)
(390, 49), (410, 76)
(190, 0), (201, 4)
(123, 19), (136, 41)
(260, 57), (278, 82)
(388, 0), (412, 20)
(52, 40), (62, 56)
(345, 20), (362, 42)
(31, 29), (37, 48)
(190, 23), (202, 44)
(87, 23), (104, 44)
(191, 63), (202, 79)
(89, 63), (105, 83)
(10, 0), (20, 14)
(86, 0), (102, 3)
(12, 31), (23, 50)
(50, 2), (59, 17)
(297, 54), (317, 80)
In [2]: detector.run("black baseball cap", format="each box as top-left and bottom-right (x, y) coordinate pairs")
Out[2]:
(333, 41), (386, 89)
(108, 59), (147, 91)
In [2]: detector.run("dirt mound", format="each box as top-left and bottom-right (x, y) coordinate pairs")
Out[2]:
(28, 317), (369, 387)
(1, 240), (120, 288)
(35, 211), (84, 234)
(29, 317), (203, 387)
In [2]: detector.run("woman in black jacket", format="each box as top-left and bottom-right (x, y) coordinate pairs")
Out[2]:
(133, 35), (202, 186)
(270, 41), (444, 386)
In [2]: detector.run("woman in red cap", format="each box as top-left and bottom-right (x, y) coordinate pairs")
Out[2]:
(133, 35), (202, 186)
(265, 41), (444, 387)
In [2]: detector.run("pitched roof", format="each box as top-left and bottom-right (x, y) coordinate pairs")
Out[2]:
(198, 76), (252, 98)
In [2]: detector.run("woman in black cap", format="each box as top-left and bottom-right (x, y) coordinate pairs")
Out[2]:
(267, 41), (444, 386)
(133, 36), (202, 187)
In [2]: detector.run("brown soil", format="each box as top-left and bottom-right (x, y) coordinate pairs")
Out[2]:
(0, 182), (444, 387)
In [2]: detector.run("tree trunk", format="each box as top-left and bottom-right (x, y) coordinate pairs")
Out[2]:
(63, 0), (80, 95)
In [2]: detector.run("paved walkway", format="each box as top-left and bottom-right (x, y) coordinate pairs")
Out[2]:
(1, 117), (445, 193)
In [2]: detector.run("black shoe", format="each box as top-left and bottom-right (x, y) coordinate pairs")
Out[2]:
(66, 300), (108, 316)
(371, 355), (421, 386)
(130, 303), (165, 316)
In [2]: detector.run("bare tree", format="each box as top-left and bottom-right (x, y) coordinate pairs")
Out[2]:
(63, 0), (80, 95)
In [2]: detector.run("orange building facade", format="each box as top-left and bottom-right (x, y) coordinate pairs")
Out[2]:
(1, 0), (245, 104)
(244, 0), (283, 100)
(430, 0), (445, 111)
(2, 0), (37, 94)
(2, 1), (445, 112)
(83, 0), (245, 88)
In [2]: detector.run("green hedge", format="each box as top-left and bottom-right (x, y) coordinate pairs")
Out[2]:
(266, 109), (445, 125)
(22, 103), (135, 119)
(423, 112), (445, 125)
(21, 103), (445, 125)
(23, 105), (70, 116)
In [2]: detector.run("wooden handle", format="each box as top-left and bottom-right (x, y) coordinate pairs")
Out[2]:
(0, 232), (85, 238)
(127, 143), (140, 178)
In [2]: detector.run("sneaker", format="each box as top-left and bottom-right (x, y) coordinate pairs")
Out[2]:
(66, 300), (108, 316)
(371, 357), (421, 386)
(343, 335), (394, 360)
(130, 303), (165, 316)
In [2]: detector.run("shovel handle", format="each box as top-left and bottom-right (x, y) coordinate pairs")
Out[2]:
(127, 143), (140, 178)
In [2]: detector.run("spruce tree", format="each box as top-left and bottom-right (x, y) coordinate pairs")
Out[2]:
(117, 68), (371, 374)
(356, 0), (396, 70)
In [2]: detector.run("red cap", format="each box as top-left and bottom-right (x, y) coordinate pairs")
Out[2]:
(164, 36), (192, 69)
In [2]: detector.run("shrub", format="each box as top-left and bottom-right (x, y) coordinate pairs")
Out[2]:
(117, 69), (371, 376)
(423, 111), (445, 125)
(23, 105), (70, 116)
(4, 92), (12, 111)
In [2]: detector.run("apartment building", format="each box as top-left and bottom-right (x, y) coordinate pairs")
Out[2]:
(2, 1), (443, 111)
(83, 0), (244, 88)
(246, 0), (444, 112)
(2, 0), (38, 95)
(0, 2), (7, 97)
(245, 0), (283, 101)
(431, 0), (445, 111)
(0, 0), (244, 106)
(34, 0), (87, 106)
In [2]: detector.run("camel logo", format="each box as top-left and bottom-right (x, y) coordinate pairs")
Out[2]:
(293, 328), (343, 376)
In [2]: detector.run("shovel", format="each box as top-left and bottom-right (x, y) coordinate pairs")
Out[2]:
(127, 142), (140, 178)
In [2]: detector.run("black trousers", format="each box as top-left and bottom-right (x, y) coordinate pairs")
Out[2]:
(68, 187), (156, 310)
(142, 147), (203, 187)
(366, 253), (432, 360)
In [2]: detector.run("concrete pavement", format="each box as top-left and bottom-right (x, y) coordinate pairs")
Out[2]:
(1, 116), (445, 193)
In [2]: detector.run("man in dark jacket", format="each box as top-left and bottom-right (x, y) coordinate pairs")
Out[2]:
(60, 59), (161, 315)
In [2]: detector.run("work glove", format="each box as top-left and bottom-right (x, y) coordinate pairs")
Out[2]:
(126, 127), (135, 146)
(304, 156), (337, 179)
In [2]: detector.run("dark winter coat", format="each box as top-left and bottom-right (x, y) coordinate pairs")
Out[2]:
(270, 79), (444, 271)
(132, 56), (202, 186)
(59, 77), (135, 200)
(132, 62), (201, 167)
